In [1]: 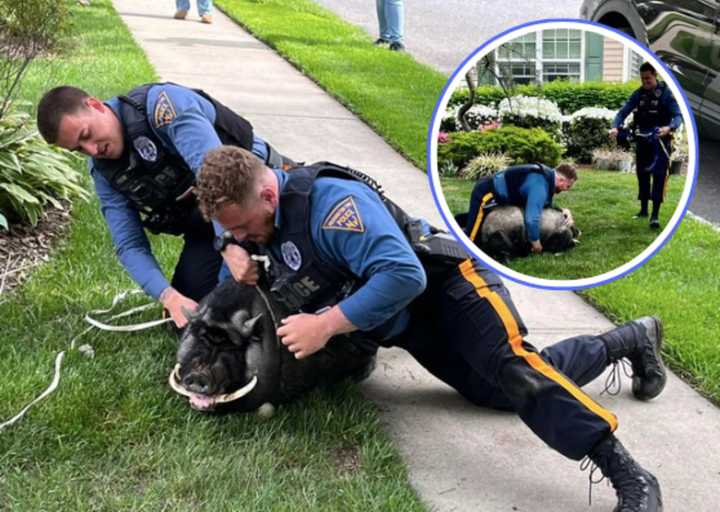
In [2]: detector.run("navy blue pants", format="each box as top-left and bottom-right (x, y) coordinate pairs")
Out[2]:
(636, 137), (670, 204)
(395, 259), (616, 461)
(464, 177), (495, 242)
(170, 206), (222, 302)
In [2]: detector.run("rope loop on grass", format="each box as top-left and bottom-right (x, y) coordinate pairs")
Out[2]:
(0, 289), (171, 433)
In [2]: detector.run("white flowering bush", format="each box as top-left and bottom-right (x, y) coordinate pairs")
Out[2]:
(459, 104), (498, 131)
(498, 95), (563, 141)
(442, 104), (499, 132)
(564, 106), (618, 163)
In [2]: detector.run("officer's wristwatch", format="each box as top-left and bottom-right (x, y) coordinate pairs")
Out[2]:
(213, 230), (237, 253)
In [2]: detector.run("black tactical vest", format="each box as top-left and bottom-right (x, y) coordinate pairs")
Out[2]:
(262, 162), (467, 341)
(93, 83), (255, 234)
(634, 82), (671, 130)
(494, 164), (555, 206)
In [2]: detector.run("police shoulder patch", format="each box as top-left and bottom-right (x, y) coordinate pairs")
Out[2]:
(154, 91), (178, 128)
(322, 196), (365, 233)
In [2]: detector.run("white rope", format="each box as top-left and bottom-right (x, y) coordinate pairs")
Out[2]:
(0, 352), (65, 432)
(84, 302), (172, 332)
(1, 289), (170, 433)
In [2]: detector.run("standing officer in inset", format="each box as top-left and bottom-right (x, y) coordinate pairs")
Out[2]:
(463, 162), (577, 253)
(195, 145), (667, 511)
(609, 62), (683, 229)
(37, 83), (294, 328)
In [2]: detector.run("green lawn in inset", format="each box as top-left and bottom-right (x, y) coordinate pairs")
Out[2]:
(441, 169), (685, 280)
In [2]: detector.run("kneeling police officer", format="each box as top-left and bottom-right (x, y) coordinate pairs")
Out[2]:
(463, 162), (577, 253)
(196, 145), (666, 511)
(37, 83), (294, 328)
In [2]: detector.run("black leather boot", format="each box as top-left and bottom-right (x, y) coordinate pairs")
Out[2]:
(600, 316), (667, 400)
(586, 435), (662, 512)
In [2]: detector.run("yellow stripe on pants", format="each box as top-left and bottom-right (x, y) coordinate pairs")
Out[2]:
(458, 259), (619, 432)
(469, 192), (494, 242)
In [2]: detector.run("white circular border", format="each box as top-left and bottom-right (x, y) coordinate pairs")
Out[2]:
(427, 18), (699, 291)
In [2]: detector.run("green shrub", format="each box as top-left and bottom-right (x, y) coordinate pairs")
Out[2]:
(0, 106), (88, 226)
(448, 81), (639, 114)
(564, 107), (616, 163)
(438, 126), (563, 170)
(460, 152), (511, 180)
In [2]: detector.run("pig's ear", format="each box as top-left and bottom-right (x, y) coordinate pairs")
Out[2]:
(230, 310), (263, 338)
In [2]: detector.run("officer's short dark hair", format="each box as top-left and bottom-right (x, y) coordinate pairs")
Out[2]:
(639, 62), (657, 75)
(555, 163), (577, 182)
(196, 145), (265, 220)
(37, 86), (91, 144)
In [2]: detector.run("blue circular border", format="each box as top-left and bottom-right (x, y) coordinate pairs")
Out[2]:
(426, 18), (700, 291)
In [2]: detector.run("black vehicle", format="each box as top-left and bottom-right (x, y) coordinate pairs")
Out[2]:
(580, 0), (720, 139)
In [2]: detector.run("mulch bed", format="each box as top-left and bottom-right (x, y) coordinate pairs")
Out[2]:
(0, 204), (73, 301)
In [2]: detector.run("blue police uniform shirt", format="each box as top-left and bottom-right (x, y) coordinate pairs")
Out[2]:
(268, 168), (427, 337)
(90, 83), (268, 300)
(494, 170), (554, 243)
(612, 82), (683, 130)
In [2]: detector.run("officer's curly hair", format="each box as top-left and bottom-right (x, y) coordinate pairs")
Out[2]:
(37, 86), (91, 144)
(196, 145), (265, 221)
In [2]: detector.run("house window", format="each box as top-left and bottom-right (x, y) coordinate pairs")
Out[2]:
(498, 62), (537, 84)
(543, 62), (581, 82)
(497, 33), (536, 60)
(493, 29), (586, 85)
(542, 29), (582, 59)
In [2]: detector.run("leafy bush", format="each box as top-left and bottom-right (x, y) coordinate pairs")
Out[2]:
(0, 106), (88, 226)
(438, 126), (563, 170)
(564, 107), (616, 163)
(498, 95), (563, 140)
(448, 81), (639, 114)
(460, 152), (511, 180)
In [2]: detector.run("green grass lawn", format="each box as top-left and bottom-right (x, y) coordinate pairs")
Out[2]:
(0, 2), (423, 510)
(583, 219), (720, 403)
(441, 169), (685, 280)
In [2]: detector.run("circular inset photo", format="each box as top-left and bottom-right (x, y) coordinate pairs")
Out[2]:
(428, 19), (698, 290)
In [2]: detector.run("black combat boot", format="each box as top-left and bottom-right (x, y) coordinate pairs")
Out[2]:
(600, 316), (667, 400)
(585, 435), (662, 512)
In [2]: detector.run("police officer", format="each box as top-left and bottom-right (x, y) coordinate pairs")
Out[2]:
(36, 83), (293, 328)
(196, 145), (665, 511)
(609, 62), (683, 229)
(463, 163), (576, 253)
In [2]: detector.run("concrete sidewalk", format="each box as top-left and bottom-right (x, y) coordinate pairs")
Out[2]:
(112, 1), (720, 510)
